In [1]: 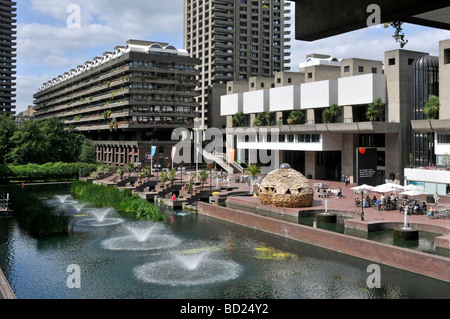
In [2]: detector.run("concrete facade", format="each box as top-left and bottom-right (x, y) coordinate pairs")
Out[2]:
(33, 40), (200, 168)
(184, 0), (292, 130)
(0, 0), (16, 115)
(221, 43), (450, 185)
(440, 39), (450, 119)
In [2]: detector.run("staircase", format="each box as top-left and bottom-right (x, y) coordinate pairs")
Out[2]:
(201, 141), (244, 174)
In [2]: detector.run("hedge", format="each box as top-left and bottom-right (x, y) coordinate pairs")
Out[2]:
(0, 162), (101, 182)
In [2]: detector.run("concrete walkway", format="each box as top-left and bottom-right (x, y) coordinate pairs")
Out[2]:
(0, 267), (15, 299)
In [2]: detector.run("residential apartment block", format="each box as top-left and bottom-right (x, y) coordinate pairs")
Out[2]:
(33, 40), (200, 168)
(221, 40), (450, 196)
(184, 0), (292, 129)
(0, 0), (17, 115)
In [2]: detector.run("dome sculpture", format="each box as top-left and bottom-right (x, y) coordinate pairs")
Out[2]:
(258, 166), (314, 208)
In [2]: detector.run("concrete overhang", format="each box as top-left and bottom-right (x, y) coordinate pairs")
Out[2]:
(411, 119), (450, 132)
(289, 0), (450, 41)
(226, 122), (401, 135)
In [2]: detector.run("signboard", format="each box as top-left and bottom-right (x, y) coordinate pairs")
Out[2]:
(356, 147), (378, 186)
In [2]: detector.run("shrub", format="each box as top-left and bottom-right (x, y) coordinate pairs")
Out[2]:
(70, 181), (166, 222)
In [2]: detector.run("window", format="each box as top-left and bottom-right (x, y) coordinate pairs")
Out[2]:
(344, 66), (350, 73)
(388, 58), (396, 66)
(445, 49), (450, 65)
(408, 58), (415, 66)
(372, 67), (377, 74)
(358, 66), (364, 73)
(307, 72), (313, 79)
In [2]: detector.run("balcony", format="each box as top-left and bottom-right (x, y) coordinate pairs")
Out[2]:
(221, 93), (243, 116)
(338, 73), (386, 106)
(301, 80), (338, 109)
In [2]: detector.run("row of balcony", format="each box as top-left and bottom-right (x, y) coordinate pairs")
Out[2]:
(221, 73), (387, 116)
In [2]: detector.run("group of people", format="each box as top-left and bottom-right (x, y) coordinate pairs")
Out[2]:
(400, 200), (428, 215)
(355, 193), (399, 210)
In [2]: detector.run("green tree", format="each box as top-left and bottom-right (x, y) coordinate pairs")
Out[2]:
(159, 170), (168, 184)
(366, 98), (386, 122)
(322, 104), (342, 123)
(254, 112), (274, 126)
(424, 95), (439, 120)
(7, 119), (48, 165)
(246, 165), (261, 179)
(232, 112), (246, 127)
(197, 169), (208, 189)
(168, 168), (177, 185)
(118, 166), (125, 179)
(287, 110), (305, 125)
(0, 114), (16, 164)
(78, 139), (97, 163)
(384, 21), (408, 48)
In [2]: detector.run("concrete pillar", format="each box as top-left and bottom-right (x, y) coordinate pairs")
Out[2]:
(439, 39), (450, 119)
(305, 151), (316, 179)
(343, 106), (353, 123)
(341, 134), (358, 183)
(306, 109), (315, 124)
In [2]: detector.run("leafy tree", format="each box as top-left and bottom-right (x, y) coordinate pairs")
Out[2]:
(168, 168), (177, 185)
(287, 110), (305, 125)
(246, 165), (261, 179)
(6, 119), (48, 165)
(384, 21), (408, 48)
(366, 98), (386, 122)
(322, 104), (342, 123)
(78, 139), (97, 164)
(118, 166), (125, 179)
(0, 114), (16, 164)
(159, 170), (168, 184)
(232, 112), (246, 127)
(254, 112), (274, 126)
(424, 95), (439, 120)
(197, 169), (208, 189)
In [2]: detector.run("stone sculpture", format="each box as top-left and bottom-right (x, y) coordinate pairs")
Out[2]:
(258, 165), (314, 208)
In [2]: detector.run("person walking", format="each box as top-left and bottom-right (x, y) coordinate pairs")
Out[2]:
(433, 192), (440, 207)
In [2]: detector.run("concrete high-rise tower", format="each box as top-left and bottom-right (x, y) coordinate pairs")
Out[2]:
(0, 0), (17, 115)
(184, 0), (292, 129)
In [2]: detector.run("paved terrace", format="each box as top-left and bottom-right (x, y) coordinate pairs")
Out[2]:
(225, 178), (450, 246)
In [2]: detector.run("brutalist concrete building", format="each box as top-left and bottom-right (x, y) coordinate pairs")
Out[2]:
(33, 40), (200, 168)
(221, 40), (450, 196)
(0, 0), (17, 115)
(184, 0), (292, 130)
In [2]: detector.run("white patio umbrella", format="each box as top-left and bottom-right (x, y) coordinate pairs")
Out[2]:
(351, 184), (375, 194)
(373, 184), (396, 193)
(400, 189), (430, 197)
(403, 184), (424, 191)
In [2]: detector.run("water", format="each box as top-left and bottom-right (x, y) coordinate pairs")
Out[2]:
(0, 184), (449, 299)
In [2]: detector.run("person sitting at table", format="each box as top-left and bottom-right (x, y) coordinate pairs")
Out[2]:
(363, 198), (369, 208)
(337, 187), (342, 198)
(380, 194), (386, 204)
(413, 201), (420, 214)
(421, 202), (427, 214)
(355, 197), (360, 207)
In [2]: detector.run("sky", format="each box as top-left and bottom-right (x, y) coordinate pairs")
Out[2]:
(14, 0), (450, 114)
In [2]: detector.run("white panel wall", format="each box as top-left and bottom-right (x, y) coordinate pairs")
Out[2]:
(338, 74), (386, 106)
(300, 80), (338, 109)
(243, 90), (270, 114)
(404, 168), (450, 184)
(269, 85), (301, 112)
(221, 93), (243, 116)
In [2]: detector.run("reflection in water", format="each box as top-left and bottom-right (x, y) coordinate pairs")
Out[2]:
(0, 185), (448, 299)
